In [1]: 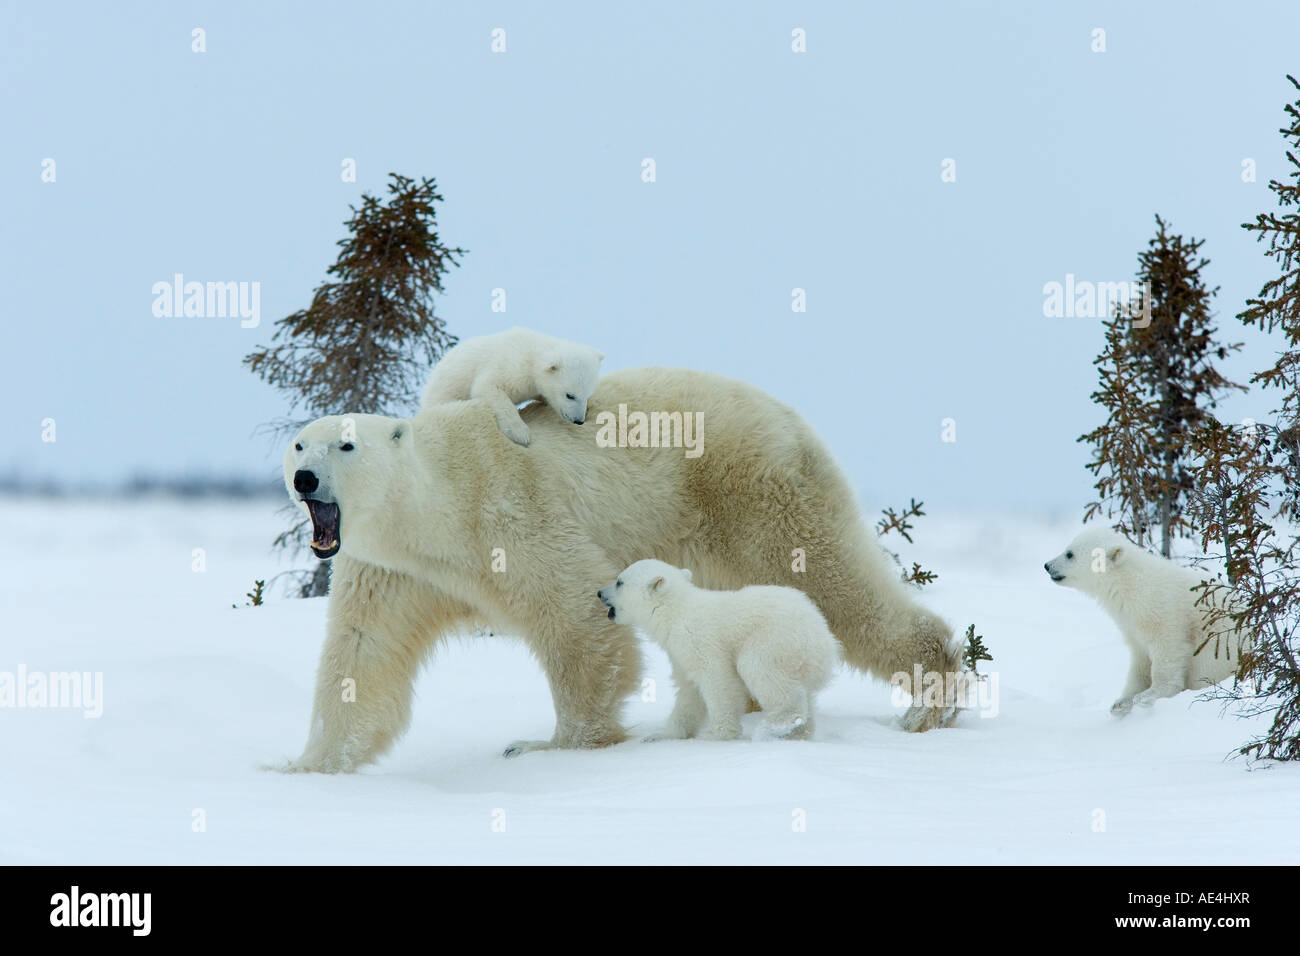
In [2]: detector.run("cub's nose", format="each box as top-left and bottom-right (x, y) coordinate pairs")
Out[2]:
(294, 469), (319, 495)
(573, 417), (584, 425)
(1042, 562), (1050, 572)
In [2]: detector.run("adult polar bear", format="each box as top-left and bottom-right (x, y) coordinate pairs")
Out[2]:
(280, 367), (958, 773)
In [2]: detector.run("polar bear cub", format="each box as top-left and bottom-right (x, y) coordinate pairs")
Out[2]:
(598, 559), (836, 740)
(420, 326), (604, 446)
(1044, 527), (1250, 715)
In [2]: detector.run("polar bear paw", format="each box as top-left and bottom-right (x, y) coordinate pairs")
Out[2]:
(503, 739), (554, 758)
(495, 415), (532, 447)
(759, 714), (810, 739)
(263, 754), (354, 775)
(642, 728), (690, 743)
(900, 702), (957, 732)
(1110, 697), (1134, 717)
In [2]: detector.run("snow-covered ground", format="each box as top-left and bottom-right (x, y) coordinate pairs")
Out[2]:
(1, 496), (1296, 865)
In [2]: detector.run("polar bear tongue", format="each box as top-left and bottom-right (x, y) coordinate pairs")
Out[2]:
(304, 500), (341, 559)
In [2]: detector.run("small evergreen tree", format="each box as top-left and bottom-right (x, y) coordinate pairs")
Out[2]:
(1130, 217), (1245, 555)
(961, 624), (993, 677)
(1186, 76), (1300, 761)
(1080, 217), (1244, 552)
(245, 173), (464, 596)
(1079, 305), (1163, 545)
(233, 579), (266, 609)
(1186, 419), (1298, 760)
(1239, 74), (1300, 513)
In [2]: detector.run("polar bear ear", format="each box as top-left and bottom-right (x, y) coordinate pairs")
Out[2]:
(595, 351), (606, 362)
(680, 568), (692, 582)
(650, 576), (665, 591)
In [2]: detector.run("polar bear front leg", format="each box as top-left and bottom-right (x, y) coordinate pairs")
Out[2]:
(1111, 648), (1151, 716)
(276, 555), (470, 774)
(1131, 648), (1189, 708)
(505, 616), (641, 757)
(481, 386), (531, 447)
(644, 669), (707, 741)
(697, 666), (751, 741)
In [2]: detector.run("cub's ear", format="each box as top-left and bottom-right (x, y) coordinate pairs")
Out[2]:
(595, 351), (606, 362)
(680, 568), (692, 583)
(391, 424), (406, 443)
(650, 576), (665, 591)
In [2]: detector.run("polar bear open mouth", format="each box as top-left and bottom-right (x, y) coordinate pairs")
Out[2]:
(304, 499), (341, 559)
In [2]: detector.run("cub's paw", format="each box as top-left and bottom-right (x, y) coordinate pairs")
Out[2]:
(760, 715), (809, 739)
(642, 730), (688, 743)
(1110, 697), (1134, 717)
(503, 739), (553, 758)
(497, 419), (532, 447)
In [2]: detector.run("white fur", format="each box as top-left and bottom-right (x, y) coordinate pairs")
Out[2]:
(276, 368), (958, 773)
(1044, 527), (1250, 715)
(419, 326), (604, 446)
(598, 559), (836, 741)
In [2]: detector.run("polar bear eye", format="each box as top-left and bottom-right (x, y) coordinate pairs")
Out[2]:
(294, 443), (302, 452)
(616, 580), (622, 588)
(1066, 551), (1074, 560)
(565, 393), (576, 401)
(339, 442), (355, 452)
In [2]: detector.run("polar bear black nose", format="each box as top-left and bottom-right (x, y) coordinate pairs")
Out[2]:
(294, 469), (319, 495)
(1043, 562), (1050, 572)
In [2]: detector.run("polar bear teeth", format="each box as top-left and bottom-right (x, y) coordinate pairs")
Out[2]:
(303, 499), (341, 555)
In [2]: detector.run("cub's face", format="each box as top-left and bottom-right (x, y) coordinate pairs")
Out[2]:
(537, 348), (603, 425)
(283, 414), (409, 560)
(1043, 530), (1123, 591)
(597, 559), (692, 624)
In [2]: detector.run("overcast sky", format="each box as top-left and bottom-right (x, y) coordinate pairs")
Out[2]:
(4, 1), (1298, 515)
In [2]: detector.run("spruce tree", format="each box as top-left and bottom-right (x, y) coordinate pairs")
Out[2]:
(1080, 306), (1162, 545)
(245, 173), (464, 596)
(1080, 218), (1244, 552)
(1186, 76), (1300, 761)
(1239, 74), (1300, 511)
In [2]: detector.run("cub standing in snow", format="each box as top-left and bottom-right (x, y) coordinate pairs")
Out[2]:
(598, 559), (836, 740)
(1044, 527), (1251, 715)
(420, 326), (604, 446)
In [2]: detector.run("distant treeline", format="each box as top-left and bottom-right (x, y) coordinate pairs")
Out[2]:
(0, 473), (282, 499)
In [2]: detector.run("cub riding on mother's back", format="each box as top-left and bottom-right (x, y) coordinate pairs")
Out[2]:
(420, 326), (604, 447)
